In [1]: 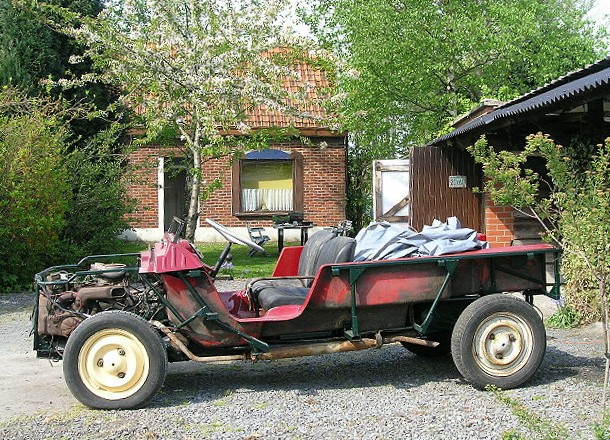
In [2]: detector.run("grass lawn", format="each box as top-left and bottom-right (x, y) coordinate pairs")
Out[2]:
(113, 240), (295, 279)
(193, 241), (292, 279)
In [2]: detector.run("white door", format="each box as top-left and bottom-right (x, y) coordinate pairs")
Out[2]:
(373, 159), (411, 224)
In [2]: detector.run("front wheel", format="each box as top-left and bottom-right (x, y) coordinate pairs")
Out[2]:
(451, 294), (545, 389)
(63, 311), (168, 409)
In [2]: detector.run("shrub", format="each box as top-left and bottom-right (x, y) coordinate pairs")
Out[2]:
(59, 123), (133, 260)
(470, 134), (610, 323)
(545, 305), (580, 329)
(0, 90), (71, 290)
(0, 90), (132, 291)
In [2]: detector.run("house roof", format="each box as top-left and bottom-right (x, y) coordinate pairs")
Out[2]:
(428, 56), (610, 146)
(132, 47), (341, 138)
(245, 48), (334, 133)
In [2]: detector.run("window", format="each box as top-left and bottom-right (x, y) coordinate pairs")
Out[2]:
(233, 149), (303, 216)
(241, 160), (293, 211)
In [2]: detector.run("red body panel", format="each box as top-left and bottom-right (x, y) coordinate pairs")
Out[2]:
(153, 240), (558, 348)
(140, 238), (204, 274)
(247, 243), (556, 337)
(267, 243), (555, 311)
(271, 247), (302, 276)
(161, 274), (262, 347)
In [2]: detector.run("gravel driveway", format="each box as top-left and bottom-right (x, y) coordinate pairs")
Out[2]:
(0, 288), (606, 440)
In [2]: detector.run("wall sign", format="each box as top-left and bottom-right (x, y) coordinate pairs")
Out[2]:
(449, 175), (467, 188)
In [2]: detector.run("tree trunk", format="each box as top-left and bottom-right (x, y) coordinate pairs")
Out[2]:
(185, 148), (201, 242)
(446, 71), (458, 117)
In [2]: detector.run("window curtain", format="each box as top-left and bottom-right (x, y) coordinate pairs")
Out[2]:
(242, 189), (293, 211)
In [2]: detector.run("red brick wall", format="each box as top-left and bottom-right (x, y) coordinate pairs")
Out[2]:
(125, 146), (163, 229)
(302, 142), (346, 227)
(200, 155), (235, 224)
(483, 193), (515, 247)
(126, 139), (347, 230)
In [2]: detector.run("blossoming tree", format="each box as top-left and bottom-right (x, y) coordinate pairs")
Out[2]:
(62, 0), (321, 239)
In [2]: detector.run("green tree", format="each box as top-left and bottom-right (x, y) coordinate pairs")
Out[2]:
(0, 0), (59, 86)
(306, 0), (607, 225)
(0, 0), (102, 91)
(48, 0), (328, 240)
(0, 87), (131, 290)
(311, 0), (605, 144)
(2, 0), (133, 265)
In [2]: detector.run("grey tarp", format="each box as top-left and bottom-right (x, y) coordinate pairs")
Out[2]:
(353, 217), (489, 261)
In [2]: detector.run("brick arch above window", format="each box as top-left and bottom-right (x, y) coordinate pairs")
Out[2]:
(232, 149), (303, 219)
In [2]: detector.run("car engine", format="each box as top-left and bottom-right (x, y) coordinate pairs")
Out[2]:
(36, 262), (165, 350)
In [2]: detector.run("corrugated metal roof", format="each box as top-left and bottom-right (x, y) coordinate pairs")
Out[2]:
(429, 56), (610, 145)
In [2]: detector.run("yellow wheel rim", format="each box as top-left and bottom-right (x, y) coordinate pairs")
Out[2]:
(473, 312), (534, 377)
(78, 328), (150, 400)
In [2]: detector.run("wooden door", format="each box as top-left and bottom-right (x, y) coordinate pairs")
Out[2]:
(163, 159), (187, 231)
(410, 146), (482, 231)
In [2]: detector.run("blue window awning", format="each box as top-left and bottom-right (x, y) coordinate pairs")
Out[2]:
(245, 149), (290, 160)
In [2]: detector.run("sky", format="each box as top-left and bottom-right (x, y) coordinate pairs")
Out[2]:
(591, 0), (610, 14)
(590, 0), (610, 24)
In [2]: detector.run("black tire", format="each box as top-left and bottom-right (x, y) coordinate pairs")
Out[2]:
(451, 294), (546, 389)
(63, 311), (168, 409)
(401, 333), (451, 357)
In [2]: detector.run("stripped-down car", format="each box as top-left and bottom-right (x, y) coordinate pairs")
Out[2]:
(34, 218), (561, 409)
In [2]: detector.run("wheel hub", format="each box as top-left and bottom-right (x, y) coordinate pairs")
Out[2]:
(486, 329), (521, 364)
(98, 349), (128, 375)
(473, 313), (533, 377)
(78, 328), (150, 400)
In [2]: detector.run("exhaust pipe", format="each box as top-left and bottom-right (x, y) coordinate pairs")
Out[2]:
(152, 321), (246, 362)
(151, 321), (439, 363)
(252, 339), (378, 360)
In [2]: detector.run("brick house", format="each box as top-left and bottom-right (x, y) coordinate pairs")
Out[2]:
(123, 57), (347, 243)
(424, 56), (610, 247)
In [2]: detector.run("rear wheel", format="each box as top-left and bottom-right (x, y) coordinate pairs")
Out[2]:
(451, 294), (545, 389)
(63, 311), (167, 409)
